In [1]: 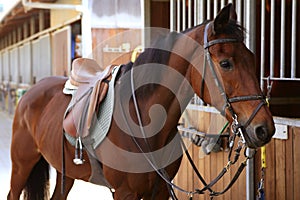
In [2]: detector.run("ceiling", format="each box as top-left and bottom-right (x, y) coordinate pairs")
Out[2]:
(0, 0), (56, 39)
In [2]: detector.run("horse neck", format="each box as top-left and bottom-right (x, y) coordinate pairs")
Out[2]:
(129, 28), (204, 147)
(134, 55), (195, 148)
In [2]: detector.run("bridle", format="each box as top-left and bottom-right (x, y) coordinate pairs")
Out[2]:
(125, 21), (268, 199)
(201, 22), (267, 144)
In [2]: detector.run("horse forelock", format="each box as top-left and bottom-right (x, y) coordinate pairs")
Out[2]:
(209, 20), (245, 42)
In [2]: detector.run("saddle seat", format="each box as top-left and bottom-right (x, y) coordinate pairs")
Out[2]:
(70, 58), (108, 86)
(63, 58), (116, 139)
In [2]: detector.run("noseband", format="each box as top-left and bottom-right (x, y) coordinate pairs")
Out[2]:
(202, 22), (267, 143)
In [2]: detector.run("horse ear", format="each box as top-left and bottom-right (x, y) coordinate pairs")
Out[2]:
(213, 3), (237, 33)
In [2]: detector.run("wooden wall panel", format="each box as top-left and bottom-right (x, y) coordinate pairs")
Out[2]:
(285, 128), (294, 200)
(175, 110), (246, 199)
(293, 127), (300, 200)
(264, 138), (275, 200)
(91, 28), (141, 68)
(256, 125), (300, 200)
(275, 139), (286, 200)
(176, 110), (300, 200)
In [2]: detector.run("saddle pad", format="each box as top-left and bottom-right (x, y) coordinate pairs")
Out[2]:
(89, 65), (121, 149)
(64, 65), (121, 148)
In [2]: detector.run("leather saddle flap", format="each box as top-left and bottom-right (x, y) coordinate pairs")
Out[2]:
(63, 58), (116, 138)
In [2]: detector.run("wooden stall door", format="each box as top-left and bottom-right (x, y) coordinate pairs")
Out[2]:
(32, 34), (52, 83)
(51, 26), (71, 76)
(9, 48), (19, 86)
(92, 28), (142, 68)
(19, 42), (32, 85)
(174, 110), (246, 200)
(256, 126), (300, 200)
(2, 51), (9, 83)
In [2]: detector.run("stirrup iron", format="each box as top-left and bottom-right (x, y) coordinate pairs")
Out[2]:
(73, 137), (85, 165)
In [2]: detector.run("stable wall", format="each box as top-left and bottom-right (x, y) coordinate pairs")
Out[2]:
(175, 108), (300, 200)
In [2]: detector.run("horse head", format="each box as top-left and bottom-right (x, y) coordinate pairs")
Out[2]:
(189, 4), (275, 148)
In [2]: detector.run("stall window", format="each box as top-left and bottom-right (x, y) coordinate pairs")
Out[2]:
(89, 0), (142, 28)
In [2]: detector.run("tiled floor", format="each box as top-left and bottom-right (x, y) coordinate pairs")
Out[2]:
(0, 111), (113, 200)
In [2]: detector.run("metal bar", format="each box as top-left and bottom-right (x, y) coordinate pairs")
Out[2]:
(182, 0), (186, 30)
(199, 0), (204, 24)
(207, 0), (211, 20)
(188, 0), (192, 28)
(262, 77), (300, 81)
(221, 0), (225, 9)
(177, 126), (207, 138)
(194, 0), (197, 26)
(244, 0), (256, 51)
(177, 0), (181, 32)
(270, 0), (275, 78)
(236, 0), (242, 24)
(280, 0), (286, 78)
(291, 0), (297, 78)
(178, 126), (227, 138)
(244, 2), (256, 200)
(260, 0), (266, 89)
(213, 0), (218, 18)
(170, 0), (176, 32)
(186, 104), (220, 114)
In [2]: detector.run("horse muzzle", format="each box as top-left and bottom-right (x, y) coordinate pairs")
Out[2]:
(244, 122), (275, 148)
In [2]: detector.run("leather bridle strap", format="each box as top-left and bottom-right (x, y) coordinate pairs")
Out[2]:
(228, 95), (265, 103)
(182, 22), (266, 198)
(228, 95), (267, 128)
(202, 22), (267, 130)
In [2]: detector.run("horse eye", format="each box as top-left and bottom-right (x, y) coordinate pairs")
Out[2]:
(219, 60), (232, 70)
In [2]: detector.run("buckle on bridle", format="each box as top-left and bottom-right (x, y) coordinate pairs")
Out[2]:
(231, 114), (246, 144)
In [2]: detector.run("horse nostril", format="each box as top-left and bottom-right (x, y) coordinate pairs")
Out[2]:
(255, 125), (269, 142)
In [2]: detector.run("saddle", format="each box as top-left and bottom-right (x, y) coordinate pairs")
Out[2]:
(63, 58), (116, 139)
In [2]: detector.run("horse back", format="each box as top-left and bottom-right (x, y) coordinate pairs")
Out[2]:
(14, 76), (70, 138)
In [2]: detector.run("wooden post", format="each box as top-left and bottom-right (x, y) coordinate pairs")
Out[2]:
(30, 16), (35, 36)
(39, 10), (45, 31)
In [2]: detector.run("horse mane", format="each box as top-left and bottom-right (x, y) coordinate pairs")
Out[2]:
(182, 20), (245, 41)
(116, 20), (245, 98)
(116, 31), (181, 99)
(133, 31), (180, 66)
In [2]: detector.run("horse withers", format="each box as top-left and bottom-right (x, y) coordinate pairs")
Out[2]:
(8, 4), (274, 200)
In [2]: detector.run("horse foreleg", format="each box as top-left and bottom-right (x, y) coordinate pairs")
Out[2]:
(142, 182), (170, 200)
(50, 171), (74, 200)
(114, 187), (140, 200)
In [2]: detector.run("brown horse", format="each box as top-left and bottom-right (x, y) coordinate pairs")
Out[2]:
(8, 4), (275, 200)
